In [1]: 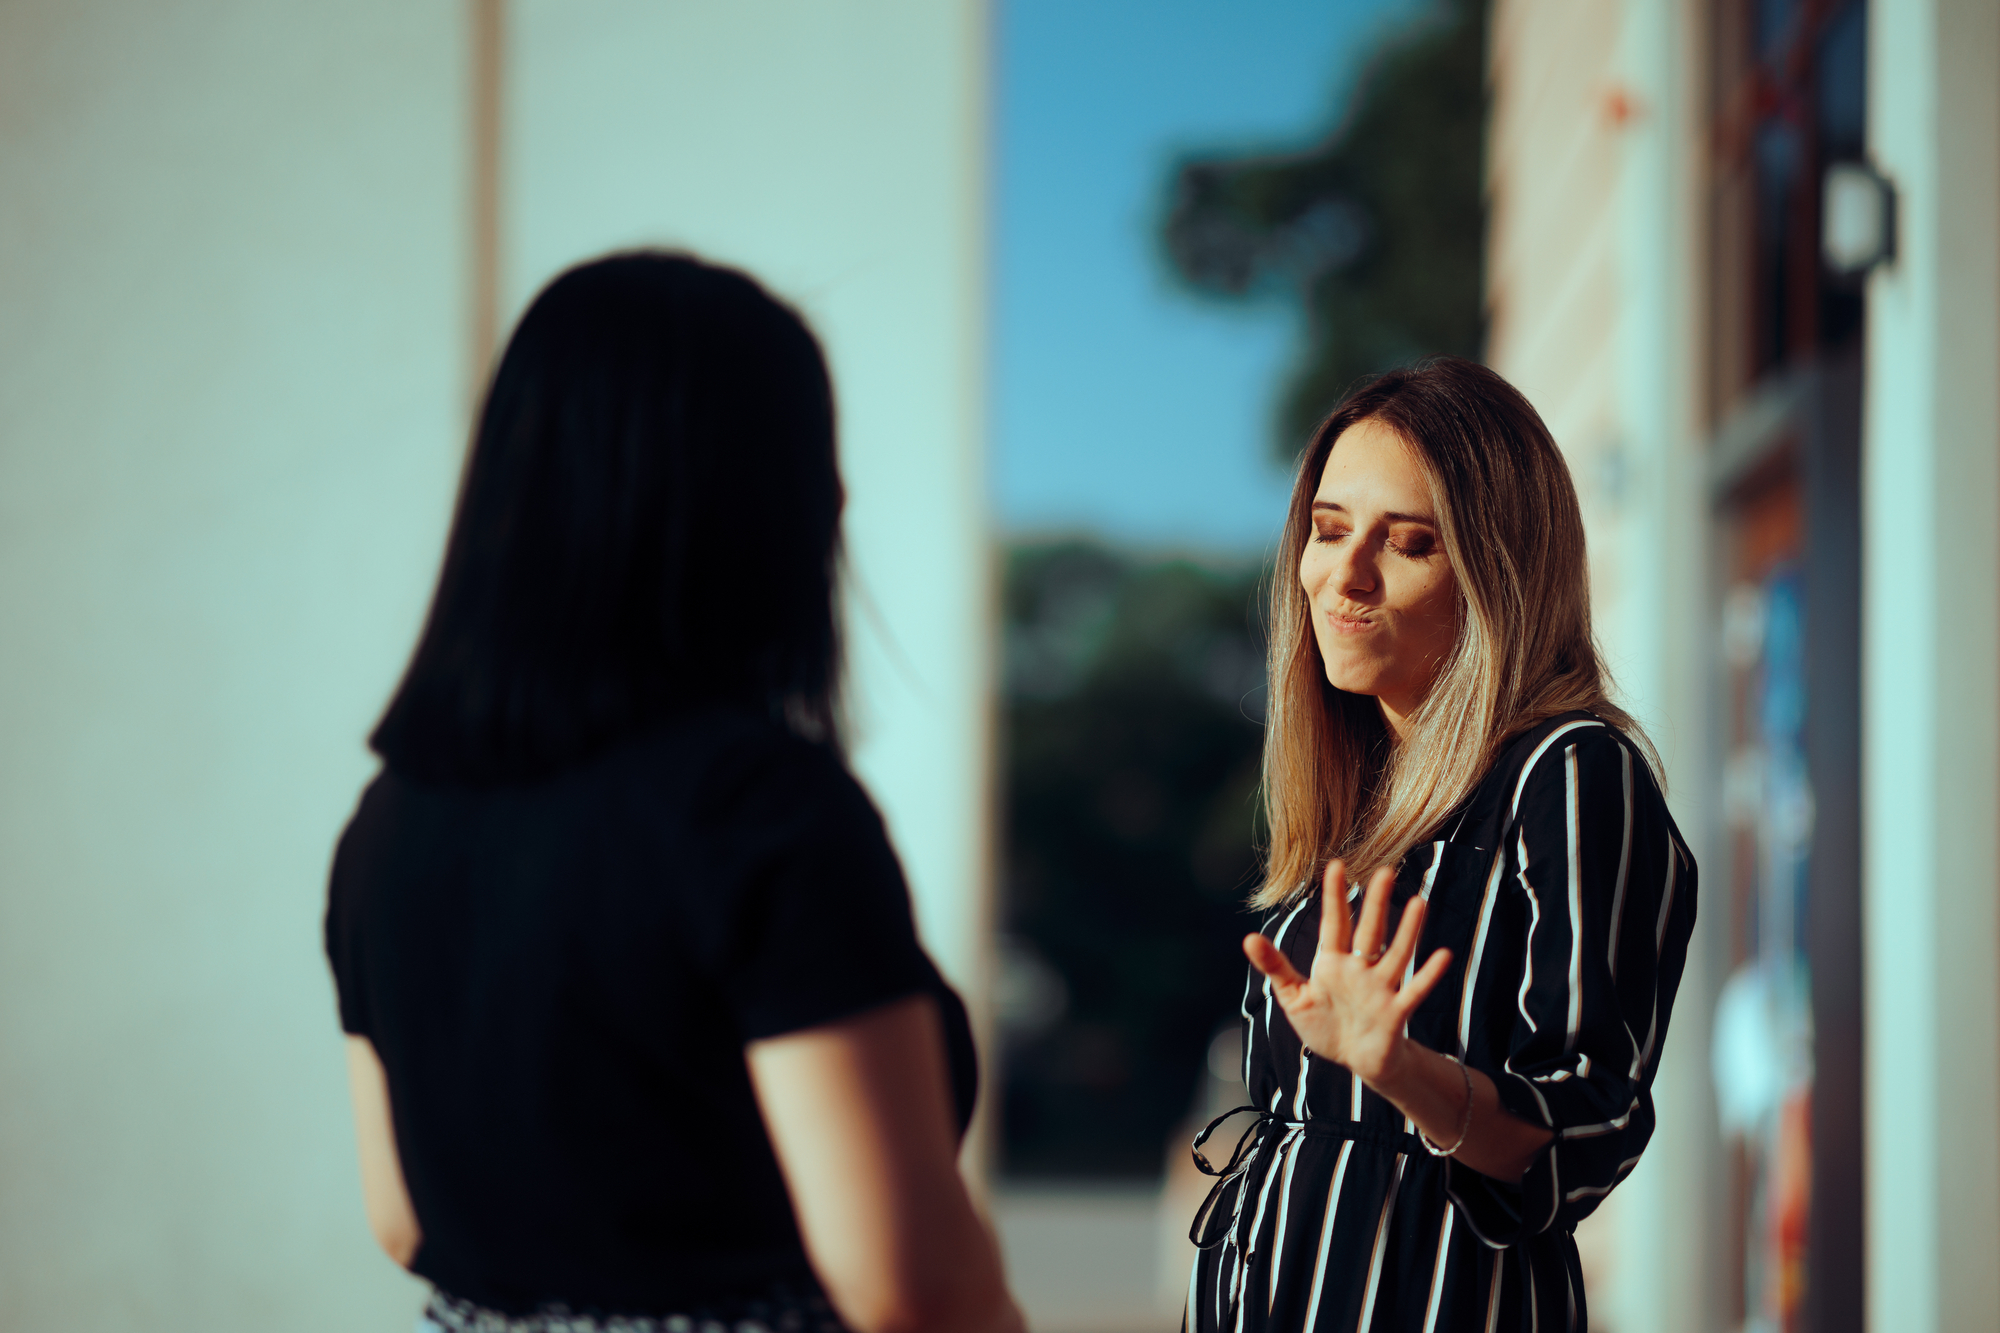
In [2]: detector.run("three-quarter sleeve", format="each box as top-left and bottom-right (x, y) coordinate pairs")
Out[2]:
(1446, 725), (1697, 1244)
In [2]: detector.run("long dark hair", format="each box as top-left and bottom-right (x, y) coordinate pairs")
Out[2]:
(371, 251), (843, 785)
(1256, 356), (1651, 905)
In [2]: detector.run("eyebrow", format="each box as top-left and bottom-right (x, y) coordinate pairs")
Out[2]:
(1311, 501), (1438, 524)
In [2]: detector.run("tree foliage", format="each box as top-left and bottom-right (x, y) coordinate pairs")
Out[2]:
(999, 540), (1266, 1177)
(1162, 0), (1488, 459)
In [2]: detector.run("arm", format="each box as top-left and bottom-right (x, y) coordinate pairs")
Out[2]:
(747, 994), (1023, 1333)
(343, 1035), (422, 1268)
(1243, 860), (1554, 1182)
(1367, 1031), (1551, 1182)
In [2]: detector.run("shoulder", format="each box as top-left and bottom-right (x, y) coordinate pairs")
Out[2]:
(1492, 711), (1655, 818)
(586, 705), (826, 790)
(1488, 714), (1691, 875)
(350, 708), (873, 850)
(327, 768), (431, 897)
(601, 707), (883, 845)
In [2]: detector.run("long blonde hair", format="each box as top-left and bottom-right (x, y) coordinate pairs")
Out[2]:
(1253, 357), (1654, 909)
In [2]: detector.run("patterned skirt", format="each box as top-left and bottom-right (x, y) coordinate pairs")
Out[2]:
(417, 1285), (849, 1333)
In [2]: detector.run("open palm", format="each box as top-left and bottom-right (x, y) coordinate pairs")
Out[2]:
(1242, 860), (1454, 1087)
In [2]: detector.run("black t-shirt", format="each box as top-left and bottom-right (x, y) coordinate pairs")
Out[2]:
(324, 707), (977, 1317)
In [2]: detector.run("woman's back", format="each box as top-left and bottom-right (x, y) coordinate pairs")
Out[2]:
(329, 252), (1016, 1333)
(328, 706), (974, 1317)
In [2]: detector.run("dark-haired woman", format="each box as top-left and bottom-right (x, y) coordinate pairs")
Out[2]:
(1185, 358), (1696, 1333)
(326, 252), (1022, 1333)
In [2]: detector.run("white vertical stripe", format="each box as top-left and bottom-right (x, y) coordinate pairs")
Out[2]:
(1483, 1260), (1504, 1333)
(1187, 1232), (1201, 1333)
(1639, 843), (1681, 1065)
(1419, 1205), (1456, 1333)
(1301, 1142), (1355, 1333)
(1238, 1124), (1293, 1313)
(1513, 830), (1542, 1033)
(1402, 843), (1445, 1136)
(1267, 899), (1311, 1117)
(1239, 947), (1259, 1088)
(1353, 1154), (1407, 1332)
(1562, 746), (1584, 1051)
(1406, 847), (1445, 1027)
(1505, 828), (1556, 1126)
(1457, 846), (1509, 1055)
(1227, 1234), (1246, 1332)
(1654, 839), (1681, 953)
(1605, 747), (1634, 979)
(1212, 1236), (1227, 1330)
(1508, 719), (1602, 818)
(1265, 1129), (1306, 1313)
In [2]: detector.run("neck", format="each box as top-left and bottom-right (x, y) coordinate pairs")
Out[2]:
(1377, 695), (1418, 741)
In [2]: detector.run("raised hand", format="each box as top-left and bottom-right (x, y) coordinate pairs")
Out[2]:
(1241, 859), (1454, 1088)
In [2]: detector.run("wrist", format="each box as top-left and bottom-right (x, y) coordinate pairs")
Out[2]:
(1360, 1032), (1417, 1098)
(1419, 1054), (1475, 1158)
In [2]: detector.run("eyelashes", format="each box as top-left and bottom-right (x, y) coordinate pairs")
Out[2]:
(1310, 528), (1437, 559)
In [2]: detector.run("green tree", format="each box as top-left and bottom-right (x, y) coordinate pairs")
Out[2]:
(999, 540), (1267, 1177)
(1162, 0), (1488, 459)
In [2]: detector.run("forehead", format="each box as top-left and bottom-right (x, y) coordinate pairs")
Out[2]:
(1313, 417), (1433, 511)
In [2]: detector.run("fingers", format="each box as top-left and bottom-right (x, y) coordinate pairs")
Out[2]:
(1394, 948), (1455, 1017)
(1316, 861), (1352, 956)
(1243, 933), (1308, 991)
(1382, 893), (1429, 977)
(1350, 865), (1396, 962)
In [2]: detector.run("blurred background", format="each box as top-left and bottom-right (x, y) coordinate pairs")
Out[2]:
(0, 2), (1994, 1332)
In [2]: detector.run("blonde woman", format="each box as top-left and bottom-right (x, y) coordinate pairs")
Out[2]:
(1186, 358), (1696, 1333)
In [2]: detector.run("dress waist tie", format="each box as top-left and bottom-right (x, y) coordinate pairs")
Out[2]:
(1189, 1106), (1430, 1252)
(1188, 1107), (1430, 1333)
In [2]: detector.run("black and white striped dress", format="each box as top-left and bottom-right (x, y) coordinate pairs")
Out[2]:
(1186, 712), (1697, 1333)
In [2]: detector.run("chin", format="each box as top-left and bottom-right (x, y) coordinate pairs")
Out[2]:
(1318, 661), (1385, 700)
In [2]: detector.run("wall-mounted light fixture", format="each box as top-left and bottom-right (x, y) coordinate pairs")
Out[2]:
(1822, 161), (1896, 276)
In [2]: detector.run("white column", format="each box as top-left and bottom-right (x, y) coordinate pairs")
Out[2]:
(0, 3), (997, 1324)
(0, 2), (462, 1327)
(1598, 1), (1722, 1330)
(1863, 1), (2000, 1329)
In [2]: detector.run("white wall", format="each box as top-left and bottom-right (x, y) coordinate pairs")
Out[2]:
(0, 1), (994, 1326)
(1484, 1), (1720, 1324)
(0, 2), (462, 1326)
(1862, 1), (2000, 1328)
(1593, 1), (1722, 1330)
(502, 0), (995, 1008)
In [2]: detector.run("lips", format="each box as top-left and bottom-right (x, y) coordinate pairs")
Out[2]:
(1325, 608), (1377, 635)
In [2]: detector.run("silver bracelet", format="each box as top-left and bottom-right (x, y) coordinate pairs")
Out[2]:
(1420, 1056), (1474, 1158)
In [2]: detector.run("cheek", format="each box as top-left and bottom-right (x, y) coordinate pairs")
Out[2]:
(1388, 566), (1455, 633)
(1416, 574), (1460, 644)
(1298, 548), (1326, 598)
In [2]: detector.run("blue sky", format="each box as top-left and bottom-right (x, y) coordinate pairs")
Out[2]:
(992, 0), (1423, 556)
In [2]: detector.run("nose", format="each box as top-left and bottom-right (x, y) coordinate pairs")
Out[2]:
(1333, 535), (1377, 599)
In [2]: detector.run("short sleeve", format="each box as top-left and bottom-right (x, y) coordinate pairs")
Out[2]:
(1446, 725), (1697, 1244)
(323, 815), (373, 1037)
(709, 743), (940, 1043)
